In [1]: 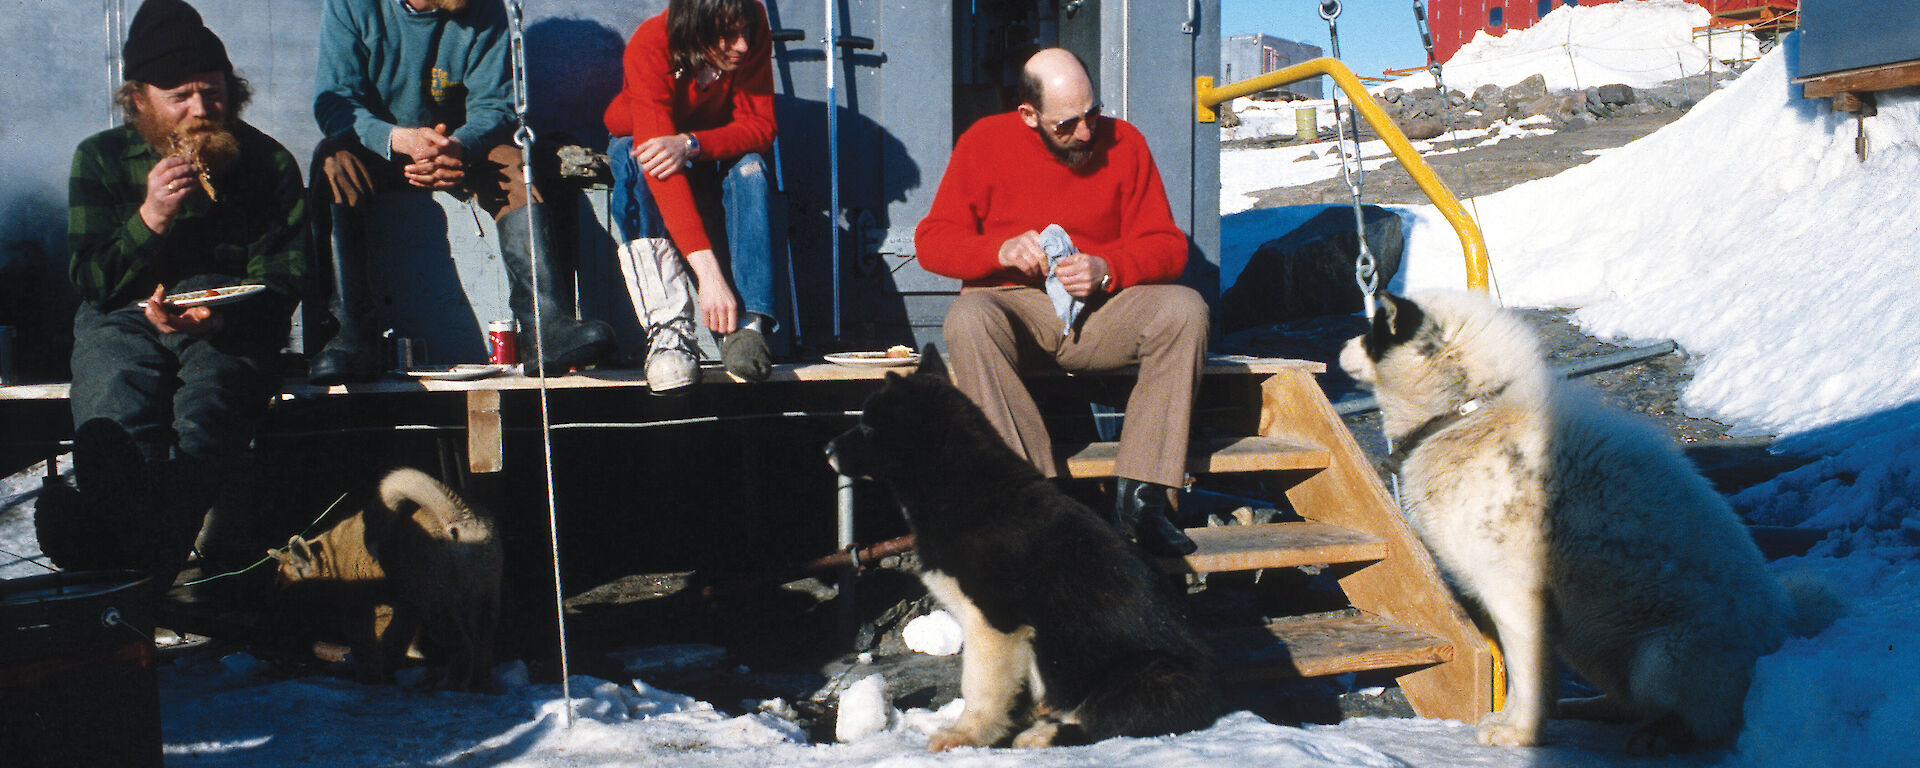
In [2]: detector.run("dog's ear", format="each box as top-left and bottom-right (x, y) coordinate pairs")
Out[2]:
(1366, 293), (1425, 356)
(280, 536), (323, 578)
(916, 344), (947, 377)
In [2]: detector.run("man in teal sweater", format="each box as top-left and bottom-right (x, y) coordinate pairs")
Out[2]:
(308, 0), (611, 383)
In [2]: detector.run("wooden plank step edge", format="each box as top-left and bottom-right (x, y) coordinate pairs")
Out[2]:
(1157, 521), (1388, 574)
(1209, 611), (1455, 681)
(1060, 435), (1330, 478)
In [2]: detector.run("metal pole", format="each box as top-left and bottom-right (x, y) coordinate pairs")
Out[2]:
(505, 0), (573, 728)
(824, 0), (842, 340)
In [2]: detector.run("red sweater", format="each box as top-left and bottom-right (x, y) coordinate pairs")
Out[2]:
(914, 112), (1187, 290)
(603, 3), (776, 254)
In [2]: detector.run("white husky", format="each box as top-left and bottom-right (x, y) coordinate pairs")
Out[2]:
(1339, 290), (1837, 754)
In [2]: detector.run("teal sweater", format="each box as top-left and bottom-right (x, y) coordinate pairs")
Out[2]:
(314, 0), (514, 160)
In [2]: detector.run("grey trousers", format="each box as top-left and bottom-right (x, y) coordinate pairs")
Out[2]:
(69, 300), (279, 469)
(943, 284), (1209, 488)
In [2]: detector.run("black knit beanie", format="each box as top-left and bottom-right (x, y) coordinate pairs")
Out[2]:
(122, 0), (232, 87)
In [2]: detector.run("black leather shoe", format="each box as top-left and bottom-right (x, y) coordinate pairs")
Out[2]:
(1114, 477), (1198, 556)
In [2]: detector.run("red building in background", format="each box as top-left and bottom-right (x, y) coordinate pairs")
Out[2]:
(1425, 0), (1797, 64)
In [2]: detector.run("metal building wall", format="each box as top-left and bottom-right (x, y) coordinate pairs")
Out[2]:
(1797, 0), (1920, 77)
(0, 0), (1222, 364)
(1089, 0), (1222, 304)
(1222, 33), (1324, 99)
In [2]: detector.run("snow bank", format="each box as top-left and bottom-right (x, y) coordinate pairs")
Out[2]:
(1386, 0), (1743, 93)
(1397, 36), (1920, 438)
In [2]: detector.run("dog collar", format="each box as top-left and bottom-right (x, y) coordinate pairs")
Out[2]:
(1379, 390), (1501, 476)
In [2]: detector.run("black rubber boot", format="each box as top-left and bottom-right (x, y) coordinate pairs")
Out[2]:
(33, 476), (125, 571)
(62, 419), (157, 573)
(1114, 477), (1198, 556)
(718, 313), (773, 382)
(499, 203), (614, 373)
(309, 203), (385, 384)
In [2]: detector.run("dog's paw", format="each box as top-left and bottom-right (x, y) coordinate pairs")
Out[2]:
(927, 727), (989, 752)
(1475, 713), (1542, 747)
(1011, 721), (1061, 749)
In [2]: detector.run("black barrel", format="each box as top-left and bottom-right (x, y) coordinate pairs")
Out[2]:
(1, 570), (161, 768)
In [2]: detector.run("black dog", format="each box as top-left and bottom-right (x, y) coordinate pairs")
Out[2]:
(826, 348), (1215, 750)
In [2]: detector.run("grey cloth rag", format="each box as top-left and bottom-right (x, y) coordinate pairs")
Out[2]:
(1039, 224), (1083, 336)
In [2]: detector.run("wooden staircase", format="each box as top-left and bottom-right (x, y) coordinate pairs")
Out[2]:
(1057, 359), (1495, 724)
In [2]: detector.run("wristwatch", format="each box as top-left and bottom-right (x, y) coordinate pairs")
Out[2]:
(683, 133), (701, 160)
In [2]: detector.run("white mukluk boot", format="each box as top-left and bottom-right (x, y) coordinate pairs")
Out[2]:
(616, 237), (700, 394)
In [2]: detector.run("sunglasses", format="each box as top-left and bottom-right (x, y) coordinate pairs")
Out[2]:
(1041, 102), (1102, 137)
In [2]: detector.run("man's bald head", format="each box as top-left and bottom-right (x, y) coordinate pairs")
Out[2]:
(1017, 48), (1101, 168)
(1018, 48), (1093, 114)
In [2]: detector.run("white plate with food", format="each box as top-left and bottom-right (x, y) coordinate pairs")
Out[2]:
(138, 283), (268, 309)
(824, 347), (920, 368)
(405, 364), (515, 381)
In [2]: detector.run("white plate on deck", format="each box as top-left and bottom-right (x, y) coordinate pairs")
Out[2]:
(138, 283), (267, 309)
(405, 364), (514, 381)
(824, 351), (920, 368)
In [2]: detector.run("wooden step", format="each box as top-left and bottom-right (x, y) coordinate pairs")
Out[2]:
(1059, 435), (1329, 479)
(1157, 522), (1388, 574)
(1208, 610), (1455, 681)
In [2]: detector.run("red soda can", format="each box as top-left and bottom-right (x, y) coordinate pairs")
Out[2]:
(488, 320), (518, 365)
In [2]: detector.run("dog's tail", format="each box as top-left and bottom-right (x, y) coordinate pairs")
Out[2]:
(376, 468), (493, 544)
(1062, 652), (1218, 745)
(1780, 569), (1845, 638)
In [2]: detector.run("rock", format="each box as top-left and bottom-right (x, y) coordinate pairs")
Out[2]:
(1294, 152), (1318, 162)
(1504, 73), (1548, 106)
(1410, 95), (1445, 119)
(1381, 87), (1405, 102)
(1558, 115), (1590, 132)
(1480, 101), (1512, 121)
(1219, 205), (1405, 334)
(1400, 117), (1446, 140)
(1473, 83), (1503, 105)
(1219, 106), (1241, 129)
(1596, 83), (1637, 105)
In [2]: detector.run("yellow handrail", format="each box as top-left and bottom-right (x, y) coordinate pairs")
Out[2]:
(1199, 58), (1491, 293)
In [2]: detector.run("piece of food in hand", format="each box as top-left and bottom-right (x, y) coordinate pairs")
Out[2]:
(885, 345), (913, 359)
(169, 130), (219, 201)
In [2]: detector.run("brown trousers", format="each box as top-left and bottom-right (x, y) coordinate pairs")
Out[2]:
(943, 284), (1209, 488)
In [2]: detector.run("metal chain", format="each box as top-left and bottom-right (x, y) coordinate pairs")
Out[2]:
(505, 0), (575, 728)
(1321, 1), (1379, 321)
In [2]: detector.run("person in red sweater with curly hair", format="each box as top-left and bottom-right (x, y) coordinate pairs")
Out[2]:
(604, 0), (777, 393)
(915, 48), (1209, 556)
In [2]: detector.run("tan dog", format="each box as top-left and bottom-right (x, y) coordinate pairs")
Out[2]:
(271, 468), (502, 691)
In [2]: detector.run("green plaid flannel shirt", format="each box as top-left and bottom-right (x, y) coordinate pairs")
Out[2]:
(67, 122), (308, 312)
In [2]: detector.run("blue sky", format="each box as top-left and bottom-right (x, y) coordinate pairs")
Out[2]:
(1221, 1), (1431, 81)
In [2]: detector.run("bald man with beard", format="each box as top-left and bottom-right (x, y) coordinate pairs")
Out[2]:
(914, 48), (1209, 557)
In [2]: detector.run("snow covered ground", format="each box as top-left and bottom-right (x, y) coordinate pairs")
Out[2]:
(4, 3), (1919, 764)
(1387, 0), (1753, 93)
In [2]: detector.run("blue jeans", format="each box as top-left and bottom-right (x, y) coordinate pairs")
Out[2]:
(608, 137), (776, 329)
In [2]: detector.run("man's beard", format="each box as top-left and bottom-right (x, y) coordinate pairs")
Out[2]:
(134, 111), (241, 177)
(1034, 125), (1094, 170)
